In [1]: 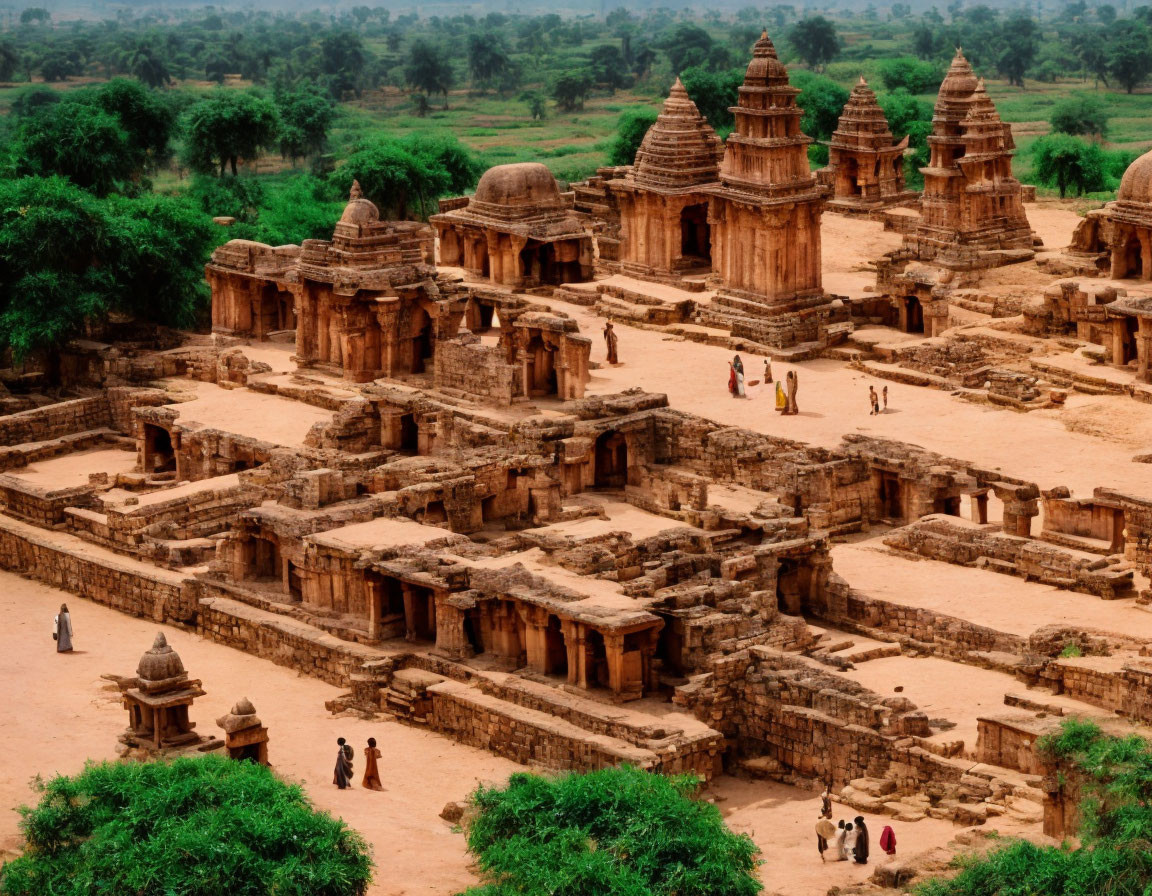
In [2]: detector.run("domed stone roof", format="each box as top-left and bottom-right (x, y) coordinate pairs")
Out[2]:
(742, 31), (789, 86)
(137, 632), (186, 681)
(339, 180), (381, 226)
(473, 163), (562, 207)
(937, 49), (979, 101)
(1118, 149), (1152, 204)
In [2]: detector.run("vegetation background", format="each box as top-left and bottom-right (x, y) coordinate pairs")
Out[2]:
(0, 0), (1150, 351)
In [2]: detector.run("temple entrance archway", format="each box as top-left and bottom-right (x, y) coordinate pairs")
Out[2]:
(843, 157), (861, 196)
(594, 431), (628, 489)
(902, 296), (925, 334)
(776, 558), (810, 615)
(409, 307), (433, 374)
(544, 615), (567, 676)
(1121, 316), (1140, 364)
(1120, 232), (1143, 279)
(877, 472), (903, 521)
(142, 424), (176, 474)
(680, 203), (711, 262)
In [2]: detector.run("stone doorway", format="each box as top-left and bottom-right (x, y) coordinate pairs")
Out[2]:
(1121, 316), (1140, 365)
(842, 157), (861, 196)
(902, 296), (925, 334)
(877, 471), (903, 521)
(594, 431), (628, 489)
(544, 615), (567, 675)
(776, 558), (811, 615)
(679, 203), (711, 263)
(409, 308), (433, 374)
(142, 424), (176, 474)
(525, 336), (558, 396)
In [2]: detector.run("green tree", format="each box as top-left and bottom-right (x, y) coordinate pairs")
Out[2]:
(609, 107), (658, 165)
(792, 71), (849, 141)
(89, 78), (177, 170)
(183, 90), (279, 177)
(1050, 94), (1108, 139)
(123, 40), (170, 88)
(275, 85), (335, 165)
(14, 103), (136, 195)
(0, 41), (18, 81)
(551, 70), (594, 112)
(912, 24), (936, 59)
(877, 56), (940, 94)
(467, 31), (513, 92)
(462, 766), (761, 896)
(0, 754), (371, 895)
(19, 7), (49, 26)
(520, 89), (547, 120)
(405, 39), (454, 107)
(789, 16), (841, 71)
(658, 23), (714, 73)
(997, 14), (1039, 88)
(1109, 21), (1152, 93)
(589, 44), (632, 90)
(332, 134), (480, 219)
(680, 65), (743, 131)
(1032, 134), (1109, 197)
(320, 30), (369, 98)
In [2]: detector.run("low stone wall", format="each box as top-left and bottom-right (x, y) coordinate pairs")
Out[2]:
(0, 396), (111, 447)
(0, 476), (96, 526)
(196, 589), (384, 687)
(0, 515), (196, 625)
(976, 716), (1051, 775)
(428, 680), (720, 778)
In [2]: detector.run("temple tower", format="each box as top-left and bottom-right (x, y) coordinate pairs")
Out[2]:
(706, 32), (838, 349)
(820, 77), (917, 214)
(609, 78), (723, 281)
(913, 53), (1034, 260)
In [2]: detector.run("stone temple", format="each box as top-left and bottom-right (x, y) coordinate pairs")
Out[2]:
(6, 31), (1152, 888)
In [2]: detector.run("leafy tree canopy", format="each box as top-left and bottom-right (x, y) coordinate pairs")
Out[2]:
(462, 766), (762, 896)
(0, 755), (372, 896)
(680, 65), (743, 132)
(551, 70), (594, 112)
(1049, 94), (1109, 138)
(791, 70), (849, 141)
(275, 84), (336, 165)
(14, 103), (137, 196)
(876, 56), (941, 94)
(609, 107), (659, 166)
(789, 16), (842, 71)
(1031, 133), (1110, 197)
(182, 90), (280, 177)
(0, 177), (215, 359)
(331, 133), (481, 219)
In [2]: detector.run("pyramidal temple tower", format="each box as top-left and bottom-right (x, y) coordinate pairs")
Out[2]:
(705, 32), (843, 350)
(819, 76), (917, 214)
(610, 77), (724, 282)
(875, 50), (1039, 337)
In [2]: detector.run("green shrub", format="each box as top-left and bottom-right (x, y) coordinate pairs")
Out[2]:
(461, 765), (761, 896)
(0, 755), (373, 896)
(609, 107), (659, 165)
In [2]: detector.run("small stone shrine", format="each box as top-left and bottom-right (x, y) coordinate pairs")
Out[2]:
(115, 633), (208, 753)
(216, 697), (270, 765)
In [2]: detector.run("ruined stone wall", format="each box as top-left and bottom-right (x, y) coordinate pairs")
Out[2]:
(976, 718), (1049, 775)
(0, 396), (111, 446)
(107, 387), (172, 435)
(434, 341), (515, 406)
(0, 515), (197, 625)
(0, 478), (96, 526)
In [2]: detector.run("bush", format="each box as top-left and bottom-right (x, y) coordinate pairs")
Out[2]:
(1049, 94), (1109, 139)
(0, 755), (373, 896)
(1031, 134), (1110, 197)
(461, 766), (761, 896)
(609, 107), (659, 165)
(876, 56), (942, 94)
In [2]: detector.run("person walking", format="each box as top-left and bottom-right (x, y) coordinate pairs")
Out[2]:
(333, 737), (353, 789)
(733, 354), (746, 398)
(764, 357), (773, 384)
(882, 385), (888, 412)
(868, 386), (878, 415)
(816, 818), (837, 862)
(853, 816), (870, 864)
(603, 321), (619, 365)
(362, 737), (383, 791)
(54, 603), (73, 653)
(820, 786), (833, 819)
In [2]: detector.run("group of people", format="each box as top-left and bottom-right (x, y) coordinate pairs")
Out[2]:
(815, 788), (896, 865)
(334, 736), (384, 791)
(727, 354), (800, 415)
(868, 385), (889, 415)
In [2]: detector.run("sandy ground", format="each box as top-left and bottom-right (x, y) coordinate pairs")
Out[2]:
(0, 572), (519, 896)
(713, 776), (1038, 894)
(833, 539), (1152, 640)
(164, 381), (332, 448)
(0, 571), (1021, 896)
(7, 448), (137, 489)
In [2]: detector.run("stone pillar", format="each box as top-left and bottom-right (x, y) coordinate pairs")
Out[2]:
(1113, 318), (1128, 366)
(401, 584), (417, 641)
(604, 632), (626, 697)
(518, 606), (549, 673)
(1138, 320), (1152, 383)
(366, 579), (382, 640)
(972, 492), (989, 525)
(562, 620), (586, 688)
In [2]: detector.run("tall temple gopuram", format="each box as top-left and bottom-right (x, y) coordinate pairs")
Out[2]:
(818, 77), (917, 214)
(875, 51), (1038, 335)
(608, 78), (723, 282)
(705, 32), (845, 350)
